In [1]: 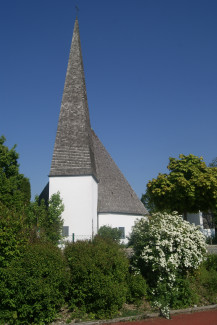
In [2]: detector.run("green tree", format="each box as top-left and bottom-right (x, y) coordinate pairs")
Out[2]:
(97, 225), (123, 244)
(209, 157), (217, 167)
(0, 137), (31, 268)
(143, 154), (217, 219)
(0, 202), (28, 268)
(28, 193), (64, 245)
(0, 136), (64, 245)
(0, 136), (31, 212)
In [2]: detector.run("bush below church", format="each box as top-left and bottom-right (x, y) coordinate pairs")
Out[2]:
(64, 237), (131, 319)
(126, 272), (148, 305)
(0, 241), (70, 324)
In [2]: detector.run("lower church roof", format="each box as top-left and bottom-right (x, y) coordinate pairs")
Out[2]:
(92, 130), (147, 216)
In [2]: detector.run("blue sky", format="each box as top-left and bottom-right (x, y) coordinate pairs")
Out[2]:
(1, 0), (217, 200)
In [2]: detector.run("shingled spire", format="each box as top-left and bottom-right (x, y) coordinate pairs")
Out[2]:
(50, 18), (97, 178)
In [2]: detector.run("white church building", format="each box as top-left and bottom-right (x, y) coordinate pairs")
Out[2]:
(40, 18), (147, 242)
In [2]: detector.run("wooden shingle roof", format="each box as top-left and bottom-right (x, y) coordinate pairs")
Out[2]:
(49, 18), (147, 216)
(50, 18), (97, 178)
(92, 131), (147, 216)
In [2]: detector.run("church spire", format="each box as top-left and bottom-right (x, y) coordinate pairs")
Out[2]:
(50, 18), (97, 178)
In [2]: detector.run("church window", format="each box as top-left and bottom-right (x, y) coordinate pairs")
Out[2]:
(62, 226), (69, 237)
(119, 227), (125, 239)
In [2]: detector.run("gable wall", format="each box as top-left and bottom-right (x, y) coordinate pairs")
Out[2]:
(186, 211), (203, 227)
(49, 175), (98, 240)
(98, 213), (146, 244)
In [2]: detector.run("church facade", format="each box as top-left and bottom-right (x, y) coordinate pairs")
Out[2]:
(40, 18), (147, 242)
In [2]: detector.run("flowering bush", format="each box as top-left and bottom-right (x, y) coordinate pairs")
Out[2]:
(129, 212), (207, 318)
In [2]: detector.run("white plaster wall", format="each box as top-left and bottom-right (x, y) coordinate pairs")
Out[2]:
(186, 212), (216, 239)
(98, 213), (146, 244)
(186, 211), (203, 227)
(202, 228), (215, 238)
(49, 176), (98, 241)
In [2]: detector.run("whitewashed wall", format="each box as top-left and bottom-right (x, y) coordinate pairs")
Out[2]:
(186, 211), (203, 227)
(98, 213), (146, 244)
(186, 211), (216, 238)
(49, 175), (98, 241)
(202, 228), (215, 238)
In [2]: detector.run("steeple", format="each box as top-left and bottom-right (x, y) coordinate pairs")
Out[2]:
(50, 18), (97, 178)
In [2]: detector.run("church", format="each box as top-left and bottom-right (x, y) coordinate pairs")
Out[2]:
(40, 18), (147, 242)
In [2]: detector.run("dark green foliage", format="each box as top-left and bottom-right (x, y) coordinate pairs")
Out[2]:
(27, 193), (64, 245)
(197, 268), (217, 303)
(209, 157), (217, 167)
(141, 193), (156, 214)
(204, 254), (217, 271)
(97, 225), (123, 243)
(64, 237), (129, 318)
(0, 136), (31, 212)
(0, 203), (28, 268)
(190, 255), (217, 305)
(0, 242), (70, 324)
(146, 256), (217, 309)
(0, 137), (29, 267)
(140, 274), (199, 311)
(169, 276), (199, 309)
(126, 273), (147, 304)
(127, 217), (149, 255)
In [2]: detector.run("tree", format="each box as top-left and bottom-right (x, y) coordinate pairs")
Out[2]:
(0, 202), (29, 268)
(209, 157), (217, 167)
(97, 225), (123, 243)
(143, 154), (217, 219)
(0, 136), (31, 212)
(27, 193), (64, 245)
(0, 136), (64, 245)
(207, 157), (217, 240)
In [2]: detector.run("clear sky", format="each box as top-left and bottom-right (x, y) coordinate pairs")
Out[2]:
(1, 0), (217, 200)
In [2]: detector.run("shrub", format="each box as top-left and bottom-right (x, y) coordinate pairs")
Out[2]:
(97, 225), (122, 244)
(0, 241), (70, 324)
(0, 203), (28, 268)
(128, 212), (207, 318)
(0, 135), (31, 213)
(191, 255), (217, 305)
(204, 254), (217, 271)
(64, 237), (129, 318)
(169, 275), (199, 309)
(197, 267), (217, 304)
(126, 272), (147, 304)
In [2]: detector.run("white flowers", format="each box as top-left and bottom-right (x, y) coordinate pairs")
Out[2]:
(134, 212), (206, 275)
(130, 211), (207, 317)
